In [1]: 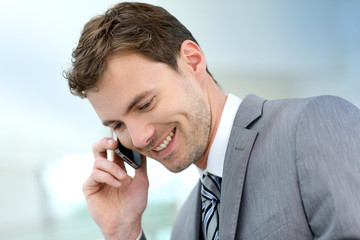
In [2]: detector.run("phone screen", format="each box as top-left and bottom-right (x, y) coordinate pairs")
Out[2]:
(114, 139), (142, 169)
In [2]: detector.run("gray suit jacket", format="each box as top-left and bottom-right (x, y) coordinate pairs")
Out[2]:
(170, 94), (360, 240)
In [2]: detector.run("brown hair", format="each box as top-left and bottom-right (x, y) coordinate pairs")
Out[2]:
(64, 2), (212, 98)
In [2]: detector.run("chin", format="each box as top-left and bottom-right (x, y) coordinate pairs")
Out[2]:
(161, 146), (206, 173)
(164, 160), (193, 173)
(165, 164), (188, 173)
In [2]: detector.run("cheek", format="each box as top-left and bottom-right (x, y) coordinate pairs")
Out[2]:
(150, 100), (180, 121)
(116, 130), (133, 148)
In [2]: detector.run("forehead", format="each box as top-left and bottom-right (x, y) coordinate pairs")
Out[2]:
(102, 53), (154, 87)
(86, 53), (174, 119)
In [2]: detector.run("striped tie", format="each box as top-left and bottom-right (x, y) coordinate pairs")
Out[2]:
(201, 173), (221, 240)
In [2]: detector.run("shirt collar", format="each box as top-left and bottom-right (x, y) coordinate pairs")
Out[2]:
(199, 93), (242, 178)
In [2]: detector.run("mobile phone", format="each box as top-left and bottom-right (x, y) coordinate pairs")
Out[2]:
(114, 139), (142, 169)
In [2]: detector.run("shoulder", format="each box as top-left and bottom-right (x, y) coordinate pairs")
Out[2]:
(295, 95), (360, 135)
(262, 95), (359, 124)
(299, 95), (358, 115)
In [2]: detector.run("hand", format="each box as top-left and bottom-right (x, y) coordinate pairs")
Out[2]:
(83, 137), (149, 240)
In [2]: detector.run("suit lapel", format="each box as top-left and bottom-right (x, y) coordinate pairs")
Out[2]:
(219, 94), (266, 239)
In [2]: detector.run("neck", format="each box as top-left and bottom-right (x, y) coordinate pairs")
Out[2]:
(195, 77), (227, 170)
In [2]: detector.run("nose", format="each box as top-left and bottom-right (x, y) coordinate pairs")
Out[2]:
(127, 120), (155, 149)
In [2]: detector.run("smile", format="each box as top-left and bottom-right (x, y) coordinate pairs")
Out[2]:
(154, 129), (175, 152)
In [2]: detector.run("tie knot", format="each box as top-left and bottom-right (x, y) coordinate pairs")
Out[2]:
(201, 173), (221, 201)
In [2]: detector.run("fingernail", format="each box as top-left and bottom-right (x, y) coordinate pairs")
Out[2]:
(107, 139), (114, 145)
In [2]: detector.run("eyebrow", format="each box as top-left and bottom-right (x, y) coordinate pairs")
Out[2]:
(102, 90), (153, 127)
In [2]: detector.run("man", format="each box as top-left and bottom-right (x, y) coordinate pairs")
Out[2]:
(64, 2), (360, 240)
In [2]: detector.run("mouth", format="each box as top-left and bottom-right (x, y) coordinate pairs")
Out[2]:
(153, 128), (175, 152)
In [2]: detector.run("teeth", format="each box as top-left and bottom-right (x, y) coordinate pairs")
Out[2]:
(154, 130), (175, 152)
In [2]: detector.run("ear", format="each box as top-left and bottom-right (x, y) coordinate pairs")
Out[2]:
(179, 40), (207, 74)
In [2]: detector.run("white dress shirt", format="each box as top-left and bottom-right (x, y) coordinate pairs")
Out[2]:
(199, 93), (242, 178)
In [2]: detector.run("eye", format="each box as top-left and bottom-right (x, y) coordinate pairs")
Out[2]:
(138, 97), (154, 111)
(113, 122), (124, 130)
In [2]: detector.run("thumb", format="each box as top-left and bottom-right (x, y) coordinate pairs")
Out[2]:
(135, 155), (148, 179)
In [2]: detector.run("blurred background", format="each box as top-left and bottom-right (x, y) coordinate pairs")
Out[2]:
(1, 0), (359, 239)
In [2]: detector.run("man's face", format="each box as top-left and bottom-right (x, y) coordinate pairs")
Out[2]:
(87, 53), (211, 173)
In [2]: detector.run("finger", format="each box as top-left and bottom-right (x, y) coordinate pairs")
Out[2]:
(82, 168), (121, 196)
(135, 155), (148, 178)
(92, 137), (117, 159)
(133, 156), (149, 189)
(93, 168), (122, 187)
(94, 156), (127, 181)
